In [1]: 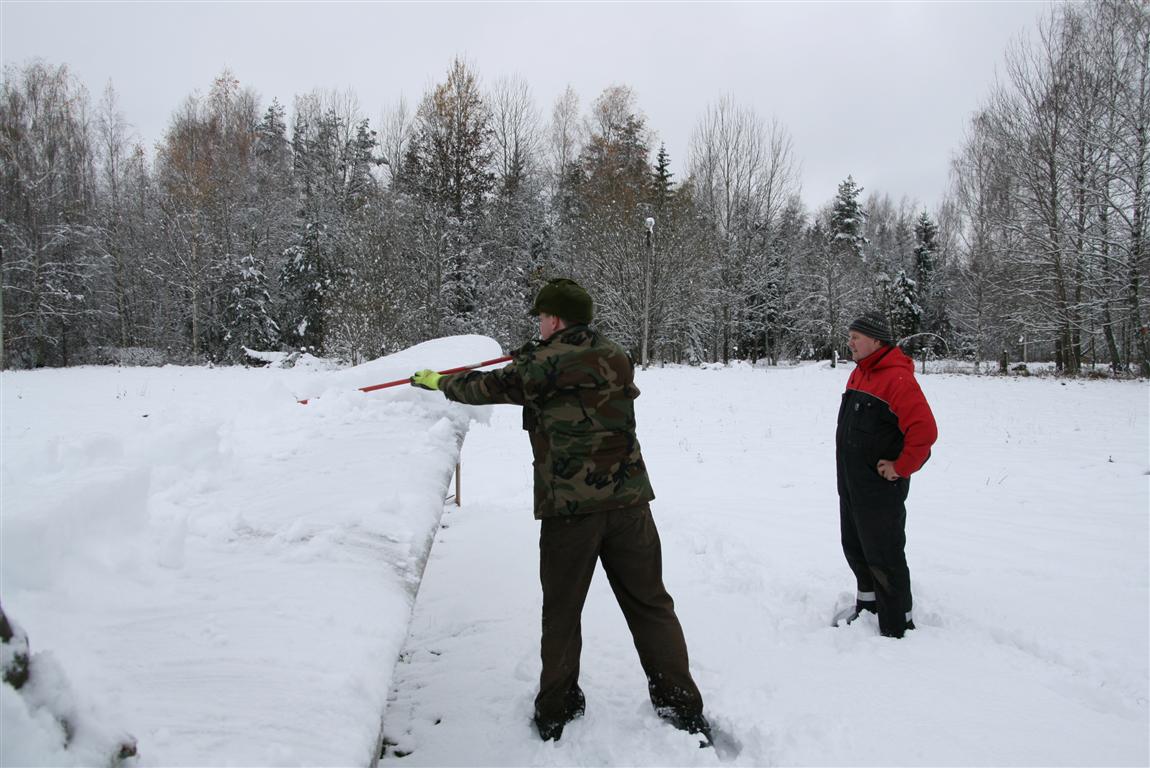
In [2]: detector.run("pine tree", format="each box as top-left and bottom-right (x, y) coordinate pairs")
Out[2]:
(889, 268), (921, 344)
(398, 58), (495, 329)
(342, 118), (380, 214)
(829, 175), (868, 262)
(874, 270), (894, 329)
(912, 210), (948, 354)
(913, 211), (938, 307)
(251, 99), (296, 324)
(280, 98), (372, 355)
(225, 253), (279, 358)
(279, 221), (333, 352)
(651, 143), (673, 212)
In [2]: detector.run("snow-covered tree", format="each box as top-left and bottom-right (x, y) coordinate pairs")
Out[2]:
(829, 175), (868, 263)
(279, 221), (334, 352)
(224, 253), (279, 357)
(912, 210), (950, 354)
(687, 95), (800, 362)
(559, 86), (653, 356)
(888, 268), (921, 344)
(0, 61), (101, 368)
(398, 58), (494, 331)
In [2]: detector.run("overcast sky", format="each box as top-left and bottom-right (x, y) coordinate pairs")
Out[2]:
(2, 1), (1050, 210)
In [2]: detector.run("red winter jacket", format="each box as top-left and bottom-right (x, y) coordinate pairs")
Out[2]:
(843, 345), (938, 477)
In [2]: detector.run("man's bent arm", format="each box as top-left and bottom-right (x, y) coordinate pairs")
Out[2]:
(890, 376), (938, 477)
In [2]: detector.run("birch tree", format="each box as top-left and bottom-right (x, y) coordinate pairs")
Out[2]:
(0, 61), (100, 368)
(687, 95), (799, 362)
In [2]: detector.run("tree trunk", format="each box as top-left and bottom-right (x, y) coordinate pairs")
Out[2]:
(721, 304), (730, 364)
(190, 240), (201, 360)
(1102, 302), (1124, 374)
(1131, 267), (1150, 377)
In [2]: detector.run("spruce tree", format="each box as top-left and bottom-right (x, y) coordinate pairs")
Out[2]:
(224, 253), (279, 359)
(252, 99), (296, 326)
(874, 269), (894, 328)
(342, 119), (380, 214)
(279, 221), (333, 352)
(829, 175), (868, 262)
(651, 143), (673, 212)
(913, 210), (948, 354)
(913, 211), (938, 308)
(398, 58), (495, 329)
(889, 268), (921, 345)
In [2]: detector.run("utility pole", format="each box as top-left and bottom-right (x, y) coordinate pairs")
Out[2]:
(642, 217), (654, 369)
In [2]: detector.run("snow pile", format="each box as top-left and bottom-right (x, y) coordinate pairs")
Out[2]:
(1, 335), (500, 765)
(2, 608), (137, 767)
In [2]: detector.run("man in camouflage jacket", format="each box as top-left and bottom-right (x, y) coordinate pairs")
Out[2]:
(410, 278), (709, 743)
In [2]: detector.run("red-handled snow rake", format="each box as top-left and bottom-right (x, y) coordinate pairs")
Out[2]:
(297, 355), (512, 405)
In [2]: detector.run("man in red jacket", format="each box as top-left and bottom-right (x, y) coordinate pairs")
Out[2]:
(835, 312), (938, 638)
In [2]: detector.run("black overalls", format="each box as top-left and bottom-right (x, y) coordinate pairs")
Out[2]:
(836, 371), (914, 638)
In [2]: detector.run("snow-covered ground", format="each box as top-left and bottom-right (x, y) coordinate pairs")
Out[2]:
(3, 342), (1147, 766)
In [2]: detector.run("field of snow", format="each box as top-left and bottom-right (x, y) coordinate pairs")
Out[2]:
(2, 341), (1147, 766)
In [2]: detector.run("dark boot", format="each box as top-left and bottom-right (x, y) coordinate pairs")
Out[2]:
(533, 685), (585, 742)
(888, 618), (916, 637)
(534, 716), (564, 742)
(658, 707), (714, 749)
(658, 707), (711, 737)
(564, 684), (586, 720)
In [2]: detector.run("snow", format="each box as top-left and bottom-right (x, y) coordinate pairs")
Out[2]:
(2, 342), (1147, 766)
(1, 336), (499, 766)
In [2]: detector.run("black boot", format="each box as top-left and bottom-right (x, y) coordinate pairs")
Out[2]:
(534, 685), (585, 742)
(879, 612), (911, 639)
(534, 717), (564, 742)
(658, 708), (712, 741)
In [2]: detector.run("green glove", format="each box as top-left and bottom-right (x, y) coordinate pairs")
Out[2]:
(410, 369), (443, 391)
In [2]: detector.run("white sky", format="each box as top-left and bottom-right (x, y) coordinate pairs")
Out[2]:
(1, 1), (1050, 210)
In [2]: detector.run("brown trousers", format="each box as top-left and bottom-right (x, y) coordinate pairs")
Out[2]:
(535, 504), (704, 724)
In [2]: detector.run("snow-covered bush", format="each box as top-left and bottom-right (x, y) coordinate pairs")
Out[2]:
(85, 347), (167, 367)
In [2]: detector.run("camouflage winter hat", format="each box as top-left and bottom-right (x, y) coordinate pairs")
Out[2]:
(530, 278), (594, 325)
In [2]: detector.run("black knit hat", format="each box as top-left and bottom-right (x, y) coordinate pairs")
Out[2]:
(530, 278), (593, 325)
(848, 311), (894, 344)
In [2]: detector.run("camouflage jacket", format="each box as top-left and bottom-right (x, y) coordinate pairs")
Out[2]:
(440, 325), (655, 519)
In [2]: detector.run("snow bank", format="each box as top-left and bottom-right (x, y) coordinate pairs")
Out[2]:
(1, 335), (502, 766)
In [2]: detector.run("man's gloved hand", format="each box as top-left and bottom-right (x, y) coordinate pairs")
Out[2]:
(410, 369), (443, 391)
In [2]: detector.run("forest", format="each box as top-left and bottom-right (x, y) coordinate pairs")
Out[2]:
(2, 0), (1146, 376)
